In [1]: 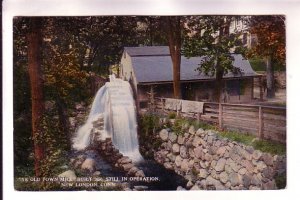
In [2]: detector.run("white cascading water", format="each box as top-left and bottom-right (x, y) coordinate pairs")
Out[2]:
(72, 74), (143, 162)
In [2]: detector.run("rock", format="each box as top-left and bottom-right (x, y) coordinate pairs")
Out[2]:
(134, 185), (148, 191)
(226, 158), (241, 172)
(189, 125), (196, 135)
(81, 158), (96, 173)
(251, 174), (262, 187)
(214, 140), (222, 147)
(215, 158), (226, 172)
(192, 136), (202, 147)
(186, 180), (194, 189)
(177, 186), (187, 191)
(198, 169), (208, 179)
(123, 163), (135, 171)
(189, 148), (195, 158)
(245, 146), (255, 154)
(175, 156), (183, 167)
(225, 164), (233, 174)
(188, 160), (195, 168)
(219, 172), (228, 184)
(118, 156), (132, 164)
(241, 159), (254, 172)
(208, 146), (218, 155)
(207, 136), (214, 144)
(168, 132), (177, 142)
(159, 129), (169, 141)
(204, 153), (212, 161)
(228, 173), (242, 187)
(181, 159), (190, 172)
(206, 176), (221, 188)
(262, 153), (274, 166)
(186, 138), (194, 147)
(177, 135), (185, 144)
(196, 128), (205, 135)
(238, 168), (247, 175)
(256, 161), (267, 171)
(262, 167), (274, 179)
(135, 170), (145, 177)
(194, 146), (204, 159)
(249, 186), (261, 190)
(242, 173), (252, 188)
(93, 171), (101, 176)
(190, 185), (200, 190)
(128, 166), (139, 176)
(216, 146), (227, 156)
(167, 153), (176, 162)
(199, 161), (207, 169)
(253, 150), (263, 160)
(211, 160), (217, 168)
(180, 146), (188, 158)
(225, 182), (231, 189)
(172, 144), (180, 154)
(58, 170), (77, 181)
(164, 162), (173, 170)
(263, 180), (277, 190)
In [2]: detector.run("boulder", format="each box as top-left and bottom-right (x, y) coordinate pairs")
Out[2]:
(242, 173), (252, 188)
(261, 153), (274, 166)
(219, 172), (228, 184)
(253, 150), (263, 160)
(241, 159), (254, 172)
(198, 169), (208, 179)
(190, 185), (200, 190)
(135, 170), (146, 177)
(196, 128), (205, 135)
(81, 158), (96, 173)
(58, 170), (77, 181)
(238, 168), (247, 175)
(164, 162), (173, 170)
(263, 180), (277, 190)
(180, 146), (188, 158)
(168, 132), (177, 142)
(215, 158), (226, 172)
(177, 186), (187, 191)
(172, 143), (180, 154)
(189, 125), (196, 135)
(216, 146), (227, 156)
(192, 136), (203, 147)
(180, 159), (190, 172)
(123, 163), (135, 171)
(228, 172), (242, 187)
(194, 146), (204, 159)
(177, 135), (185, 145)
(159, 129), (169, 141)
(175, 155), (183, 167)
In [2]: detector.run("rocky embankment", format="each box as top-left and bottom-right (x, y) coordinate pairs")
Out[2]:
(59, 106), (148, 191)
(154, 126), (286, 190)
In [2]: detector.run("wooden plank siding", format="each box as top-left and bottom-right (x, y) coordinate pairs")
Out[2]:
(150, 98), (286, 143)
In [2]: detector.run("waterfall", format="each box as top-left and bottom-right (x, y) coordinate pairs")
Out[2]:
(72, 74), (143, 162)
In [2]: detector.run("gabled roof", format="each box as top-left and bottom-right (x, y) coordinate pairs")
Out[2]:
(123, 46), (258, 84)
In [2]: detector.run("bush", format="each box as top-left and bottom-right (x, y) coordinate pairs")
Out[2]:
(168, 112), (177, 119)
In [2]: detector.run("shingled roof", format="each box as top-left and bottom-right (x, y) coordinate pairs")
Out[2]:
(124, 46), (258, 84)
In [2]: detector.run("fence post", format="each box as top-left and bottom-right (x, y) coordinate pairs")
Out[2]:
(258, 106), (263, 139)
(219, 103), (223, 130)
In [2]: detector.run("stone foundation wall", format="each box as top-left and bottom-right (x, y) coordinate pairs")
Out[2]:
(154, 125), (286, 190)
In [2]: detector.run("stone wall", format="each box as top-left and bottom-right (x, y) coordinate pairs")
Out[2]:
(154, 125), (286, 190)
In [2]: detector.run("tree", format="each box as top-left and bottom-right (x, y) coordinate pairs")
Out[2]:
(163, 16), (182, 99)
(183, 16), (243, 102)
(247, 16), (286, 98)
(27, 18), (45, 176)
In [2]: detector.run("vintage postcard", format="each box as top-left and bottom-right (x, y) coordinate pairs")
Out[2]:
(4, 1), (300, 200)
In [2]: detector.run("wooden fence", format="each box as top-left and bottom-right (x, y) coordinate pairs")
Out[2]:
(152, 98), (286, 143)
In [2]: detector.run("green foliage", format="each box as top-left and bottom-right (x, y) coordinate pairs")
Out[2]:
(140, 114), (160, 137)
(275, 173), (286, 189)
(219, 130), (256, 146)
(252, 140), (286, 155)
(249, 57), (286, 72)
(168, 112), (177, 119)
(183, 16), (244, 77)
(37, 111), (69, 177)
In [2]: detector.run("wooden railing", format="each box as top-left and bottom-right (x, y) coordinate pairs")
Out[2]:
(152, 98), (286, 143)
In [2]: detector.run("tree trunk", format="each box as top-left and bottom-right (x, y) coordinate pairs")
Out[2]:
(165, 16), (182, 99)
(266, 55), (275, 98)
(214, 62), (224, 102)
(56, 97), (71, 150)
(27, 18), (44, 177)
